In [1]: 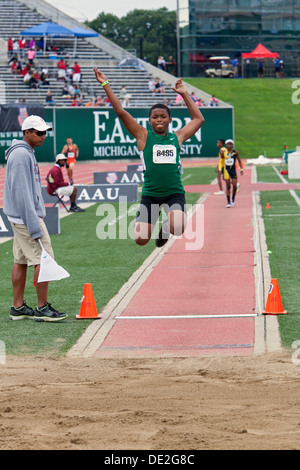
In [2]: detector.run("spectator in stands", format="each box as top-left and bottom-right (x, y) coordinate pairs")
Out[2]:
(157, 56), (166, 70)
(166, 56), (176, 75)
(67, 83), (76, 98)
(46, 154), (84, 212)
(119, 85), (131, 107)
(74, 87), (83, 106)
(40, 67), (49, 86)
(175, 94), (185, 106)
(95, 95), (106, 106)
(28, 38), (35, 50)
(37, 38), (44, 51)
(27, 48), (36, 65)
(210, 95), (219, 107)
(19, 37), (26, 59)
(71, 95), (80, 107)
(66, 64), (73, 81)
(13, 39), (20, 59)
(154, 77), (165, 93)
(57, 58), (66, 81)
(23, 70), (31, 86)
(34, 70), (41, 86)
(190, 92), (200, 105)
(62, 85), (72, 99)
(85, 97), (96, 107)
(148, 77), (156, 93)
(45, 90), (55, 106)
(10, 59), (18, 75)
(28, 71), (40, 89)
(21, 64), (30, 78)
(191, 92), (205, 106)
(72, 62), (81, 84)
(7, 37), (13, 58)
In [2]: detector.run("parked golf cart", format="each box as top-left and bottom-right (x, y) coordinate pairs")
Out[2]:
(205, 56), (234, 78)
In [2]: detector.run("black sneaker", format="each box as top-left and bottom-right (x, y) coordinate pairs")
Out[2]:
(70, 205), (85, 212)
(9, 301), (35, 321)
(34, 303), (68, 322)
(155, 220), (169, 248)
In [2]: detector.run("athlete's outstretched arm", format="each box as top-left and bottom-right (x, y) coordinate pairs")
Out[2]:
(173, 79), (205, 146)
(93, 68), (147, 150)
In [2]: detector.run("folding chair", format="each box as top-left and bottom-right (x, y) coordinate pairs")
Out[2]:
(45, 177), (70, 212)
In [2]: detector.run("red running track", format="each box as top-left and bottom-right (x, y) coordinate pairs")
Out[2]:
(2, 161), (300, 357)
(95, 168), (260, 357)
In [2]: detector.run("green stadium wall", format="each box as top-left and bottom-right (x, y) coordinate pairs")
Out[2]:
(0, 107), (234, 164)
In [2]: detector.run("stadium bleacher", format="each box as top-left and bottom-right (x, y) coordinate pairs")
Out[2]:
(0, 0), (181, 107)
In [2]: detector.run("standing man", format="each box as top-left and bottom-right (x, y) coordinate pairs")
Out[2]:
(61, 137), (79, 184)
(46, 154), (85, 212)
(3, 115), (68, 322)
(223, 139), (243, 207)
(214, 139), (226, 195)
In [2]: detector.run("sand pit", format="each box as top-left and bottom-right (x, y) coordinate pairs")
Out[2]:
(0, 350), (299, 450)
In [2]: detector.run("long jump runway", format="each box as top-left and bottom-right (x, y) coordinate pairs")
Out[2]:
(2, 162), (300, 357)
(93, 168), (262, 358)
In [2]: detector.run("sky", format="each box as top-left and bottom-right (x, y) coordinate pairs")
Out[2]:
(45, 0), (177, 22)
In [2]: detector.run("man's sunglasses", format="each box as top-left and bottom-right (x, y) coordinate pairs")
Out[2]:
(29, 129), (47, 137)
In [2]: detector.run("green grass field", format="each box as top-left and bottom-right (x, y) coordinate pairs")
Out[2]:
(256, 165), (300, 348)
(0, 190), (202, 356)
(186, 78), (299, 160)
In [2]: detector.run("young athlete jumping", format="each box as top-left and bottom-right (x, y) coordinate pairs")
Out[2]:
(93, 68), (205, 247)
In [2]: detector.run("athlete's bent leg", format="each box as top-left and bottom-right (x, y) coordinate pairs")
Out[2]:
(134, 221), (154, 246)
(167, 209), (187, 237)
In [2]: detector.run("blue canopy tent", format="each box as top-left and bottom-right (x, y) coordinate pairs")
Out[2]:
(21, 21), (98, 57)
(68, 27), (98, 57)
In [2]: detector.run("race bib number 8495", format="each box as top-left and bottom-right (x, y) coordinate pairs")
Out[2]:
(153, 145), (177, 164)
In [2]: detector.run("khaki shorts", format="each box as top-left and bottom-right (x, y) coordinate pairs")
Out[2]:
(11, 218), (54, 266)
(56, 185), (74, 197)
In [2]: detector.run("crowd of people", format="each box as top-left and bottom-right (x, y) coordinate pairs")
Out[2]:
(147, 75), (219, 108)
(8, 38), (220, 108)
(7, 36), (86, 107)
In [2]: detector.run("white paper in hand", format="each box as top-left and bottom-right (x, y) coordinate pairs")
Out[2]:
(38, 241), (70, 283)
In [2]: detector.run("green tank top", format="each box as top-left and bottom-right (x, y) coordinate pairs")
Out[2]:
(140, 130), (185, 197)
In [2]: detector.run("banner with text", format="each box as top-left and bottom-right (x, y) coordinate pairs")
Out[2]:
(0, 107), (233, 164)
(0, 207), (60, 237)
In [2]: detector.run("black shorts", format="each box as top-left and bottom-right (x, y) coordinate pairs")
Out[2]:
(226, 166), (237, 179)
(136, 193), (186, 225)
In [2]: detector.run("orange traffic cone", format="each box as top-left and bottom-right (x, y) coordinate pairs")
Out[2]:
(76, 283), (102, 319)
(262, 279), (287, 315)
(266, 203), (271, 209)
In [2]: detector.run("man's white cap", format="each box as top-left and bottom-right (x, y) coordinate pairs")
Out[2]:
(225, 139), (234, 145)
(55, 153), (67, 162)
(21, 115), (52, 132)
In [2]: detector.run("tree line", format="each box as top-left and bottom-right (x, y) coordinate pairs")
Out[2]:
(85, 8), (177, 68)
